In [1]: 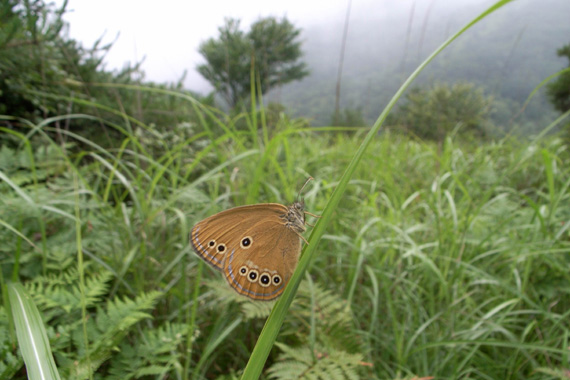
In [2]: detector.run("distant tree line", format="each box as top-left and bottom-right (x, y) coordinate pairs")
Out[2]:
(1, 0), (569, 145)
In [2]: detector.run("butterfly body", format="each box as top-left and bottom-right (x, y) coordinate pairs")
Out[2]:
(190, 201), (307, 301)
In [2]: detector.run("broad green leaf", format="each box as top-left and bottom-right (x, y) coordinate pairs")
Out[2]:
(7, 282), (62, 380)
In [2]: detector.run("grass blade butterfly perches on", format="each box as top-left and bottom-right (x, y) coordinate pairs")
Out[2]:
(240, 0), (516, 378)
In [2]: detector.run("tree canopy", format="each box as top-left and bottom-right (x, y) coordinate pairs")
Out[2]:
(546, 43), (570, 114)
(197, 17), (309, 107)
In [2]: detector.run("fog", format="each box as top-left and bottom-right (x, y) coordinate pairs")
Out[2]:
(60, 0), (495, 92)
(59, 0), (570, 127)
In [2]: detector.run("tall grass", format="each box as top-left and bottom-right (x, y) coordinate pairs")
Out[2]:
(2, 108), (569, 379)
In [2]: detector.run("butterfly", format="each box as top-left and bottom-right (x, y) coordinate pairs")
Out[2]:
(190, 179), (316, 301)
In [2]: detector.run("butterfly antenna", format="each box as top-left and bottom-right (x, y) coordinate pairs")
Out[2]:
(304, 211), (320, 219)
(296, 176), (314, 202)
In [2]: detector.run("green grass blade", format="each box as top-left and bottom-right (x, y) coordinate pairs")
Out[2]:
(240, 1), (515, 378)
(7, 282), (62, 380)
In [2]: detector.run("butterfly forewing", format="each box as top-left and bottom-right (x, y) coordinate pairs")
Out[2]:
(191, 219), (227, 270)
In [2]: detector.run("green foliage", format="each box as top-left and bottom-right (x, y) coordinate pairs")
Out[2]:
(203, 278), (367, 378)
(7, 283), (62, 380)
(0, 0), (66, 116)
(0, 308), (23, 379)
(0, 0), (126, 124)
(546, 43), (570, 113)
(331, 107), (368, 127)
(249, 18), (309, 92)
(267, 343), (363, 380)
(107, 322), (187, 380)
(389, 82), (493, 141)
(0, 1), (214, 151)
(197, 17), (309, 107)
(1, 98), (570, 378)
(4, 262), (163, 378)
(546, 43), (570, 139)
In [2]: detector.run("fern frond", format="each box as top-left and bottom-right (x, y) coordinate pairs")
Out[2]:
(93, 291), (162, 345)
(57, 290), (163, 378)
(26, 269), (113, 314)
(107, 322), (187, 380)
(240, 301), (274, 320)
(287, 282), (363, 353)
(267, 343), (364, 380)
(293, 282), (353, 328)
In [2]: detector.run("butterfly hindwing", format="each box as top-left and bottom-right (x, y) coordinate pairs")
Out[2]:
(222, 218), (302, 301)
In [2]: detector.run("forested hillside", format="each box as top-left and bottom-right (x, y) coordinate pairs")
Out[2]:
(274, 0), (570, 130)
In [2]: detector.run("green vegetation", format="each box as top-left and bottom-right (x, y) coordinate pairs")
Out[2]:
(198, 17), (309, 107)
(388, 82), (493, 140)
(0, 0), (211, 148)
(2, 0), (570, 379)
(278, 1), (570, 129)
(2, 107), (570, 378)
(546, 43), (570, 124)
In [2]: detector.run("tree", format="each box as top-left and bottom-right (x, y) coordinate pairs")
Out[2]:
(388, 82), (493, 141)
(546, 43), (570, 113)
(197, 17), (309, 107)
(0, 0), (68, 117)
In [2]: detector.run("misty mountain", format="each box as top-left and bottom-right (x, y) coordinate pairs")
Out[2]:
(267, 0), (570, 130)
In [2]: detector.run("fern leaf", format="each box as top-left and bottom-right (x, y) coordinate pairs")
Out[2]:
(267, 343), (364, 380)
(58, 291), (162, 378)
(106, 322), (186, 380)
(26, 269), (113, 314)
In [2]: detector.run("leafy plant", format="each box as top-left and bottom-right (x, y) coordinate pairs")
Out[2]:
(106, 322), (187, 380)
(546, 43), (570, 113)
(389, 82), (493, 141)
(267, 343), (363, 380)
(197, 17), (309, 107)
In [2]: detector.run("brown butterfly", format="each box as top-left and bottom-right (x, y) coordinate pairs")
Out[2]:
(190, 179), (316, 301)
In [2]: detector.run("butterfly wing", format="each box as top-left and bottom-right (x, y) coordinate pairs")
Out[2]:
(191, 204), (274, 270)
(222, 216), (302, 301)
(190, 203), (302, 300)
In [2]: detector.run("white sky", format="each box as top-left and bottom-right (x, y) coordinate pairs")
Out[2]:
(59, 0), (357, 93)
(58, 0), (490, 94)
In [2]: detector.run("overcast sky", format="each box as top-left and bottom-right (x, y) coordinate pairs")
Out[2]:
(58, 0), (492, 94)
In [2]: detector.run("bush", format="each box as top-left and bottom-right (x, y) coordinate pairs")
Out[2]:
(389, 82), (493, 141)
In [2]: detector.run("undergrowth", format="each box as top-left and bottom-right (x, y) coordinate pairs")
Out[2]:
(1, 104), (569, 379)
